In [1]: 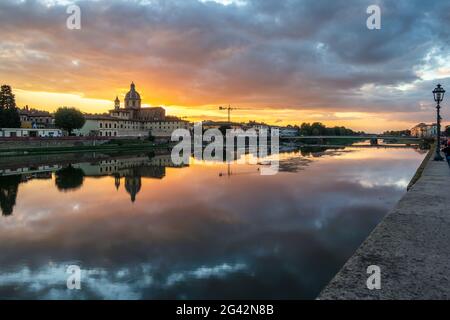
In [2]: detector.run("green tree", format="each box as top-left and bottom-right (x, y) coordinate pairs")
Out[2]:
(300, 123), (312, 136)
(311, 122), (326, 135)
(0, 175), (21, 216)
(445, 126), (450, 137)
(0, 85), (21, 128)
(55, 165), (85, 192)
(297, 122), (360, 136)
(54, 107), (86, 135)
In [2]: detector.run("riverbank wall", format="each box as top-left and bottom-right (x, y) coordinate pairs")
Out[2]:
(0, 137), (170, 157)
(318, 148), (450, 299)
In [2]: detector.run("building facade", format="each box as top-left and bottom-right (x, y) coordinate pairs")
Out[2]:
(19, 106), (54, 129)
(0, 128), (62, 138)
(411, 123), (438, 138)
(75, 83), (190, 138)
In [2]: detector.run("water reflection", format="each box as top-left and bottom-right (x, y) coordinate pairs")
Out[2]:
(0, 146), (426, 299)
(0, 151), (185, 214)
(0, 175), (21, 216)
(55, 166), (85, 192)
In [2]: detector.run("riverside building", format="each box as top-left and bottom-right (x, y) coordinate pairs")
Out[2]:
(75, 82), (190, 138)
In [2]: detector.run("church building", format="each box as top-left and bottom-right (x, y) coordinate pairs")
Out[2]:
(75, 83), (189, 138)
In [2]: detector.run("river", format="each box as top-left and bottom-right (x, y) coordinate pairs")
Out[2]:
(0, 146), (426, 299)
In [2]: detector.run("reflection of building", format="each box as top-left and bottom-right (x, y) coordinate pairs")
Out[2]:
(75, 154), (173, 202)
(75, 83), (190, 138)
(0, 170), (54, 216)
(0, 153), (185, 213)
(411, 123), (437, 138)
(125, 170), (142, 203)
(75, 154), (184, 202)
(0, 165), (61, 176)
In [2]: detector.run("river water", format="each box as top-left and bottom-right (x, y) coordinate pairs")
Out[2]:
(0, 146), (426, 299)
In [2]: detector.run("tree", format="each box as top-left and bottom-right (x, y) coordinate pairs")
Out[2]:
(299, 122), (358, 136)
(55, 165), (85, 192)
(54, 107), (86, 135)
(0, 85), (21, 128)
(445, 126), (450, 137)
(383, 130), (411, 137)
(311, 122), (326, 136)
(300, 123), (312, 136)
(0, 175), (21, 216)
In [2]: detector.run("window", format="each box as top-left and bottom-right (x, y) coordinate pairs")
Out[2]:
(100, 123), (103, 128)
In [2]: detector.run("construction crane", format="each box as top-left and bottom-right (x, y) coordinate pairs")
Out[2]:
(219, 105), (238, 124)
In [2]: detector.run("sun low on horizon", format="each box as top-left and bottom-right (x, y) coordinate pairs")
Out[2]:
(2, 0), (450, 133)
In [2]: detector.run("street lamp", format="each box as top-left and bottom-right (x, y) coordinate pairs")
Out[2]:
(432, 84), (445, 161)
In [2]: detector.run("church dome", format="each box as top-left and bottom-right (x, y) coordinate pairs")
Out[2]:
(125, 82), (141, 101)
(125, 174), (141, 203)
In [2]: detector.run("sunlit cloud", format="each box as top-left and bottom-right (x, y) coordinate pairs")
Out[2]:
(1, 0), (450, 132)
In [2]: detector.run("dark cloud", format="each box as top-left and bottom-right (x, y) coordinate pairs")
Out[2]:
(1, 0), (450, 118)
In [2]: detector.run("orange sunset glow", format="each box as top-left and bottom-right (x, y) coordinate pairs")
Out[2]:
(2, 0), (450, 132)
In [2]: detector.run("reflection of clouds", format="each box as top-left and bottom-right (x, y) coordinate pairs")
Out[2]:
(359, 178), (410, 189)
(0, 148), (426, 299)
(0, 264), (143, 299)
(0, 262), (247, 300)
(166, 263), (247, 286)
(278, 157), (312, 173)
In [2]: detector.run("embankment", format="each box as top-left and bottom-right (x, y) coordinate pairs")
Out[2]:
(319, 148), (450, 299)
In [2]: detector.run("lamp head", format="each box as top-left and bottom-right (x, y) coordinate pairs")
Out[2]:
(433, 84), (445, 103)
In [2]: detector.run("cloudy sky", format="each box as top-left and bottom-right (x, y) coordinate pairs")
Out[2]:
(1, 0), (450, 132)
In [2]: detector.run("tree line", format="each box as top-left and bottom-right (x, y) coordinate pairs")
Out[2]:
(299, 122), (362, 136)
(0, 84), (86, 134)
(382, 130), (411, 136)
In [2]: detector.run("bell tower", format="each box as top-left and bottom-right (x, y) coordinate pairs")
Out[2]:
(114, 96), (120, 110)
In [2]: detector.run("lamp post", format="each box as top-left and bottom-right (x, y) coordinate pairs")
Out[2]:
(432, 84), (445, 161)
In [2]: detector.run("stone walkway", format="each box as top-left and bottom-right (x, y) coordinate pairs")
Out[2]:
(318, 155), (450, 300)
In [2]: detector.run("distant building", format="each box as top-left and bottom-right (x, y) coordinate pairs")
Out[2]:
(19, 106), (54, 129)
(201, 121), (243, 131)
(410, 123), (438, 138)
(75, 83), (190, 138)
(269, 126), (299, 137)
(0, 128), (62, 138)
(278, 126), (299, 138)
(247, 121), (271, 134)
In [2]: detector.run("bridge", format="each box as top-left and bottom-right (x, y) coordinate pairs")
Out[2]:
(283, 135), (421, 141)
(286, 144), (420, 149)
(282, 135), (422, 146)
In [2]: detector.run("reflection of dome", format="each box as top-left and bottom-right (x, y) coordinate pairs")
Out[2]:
(124, 82), (141, 109)
(125, 175), (141, 203)
(114, 174), (121, 190)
